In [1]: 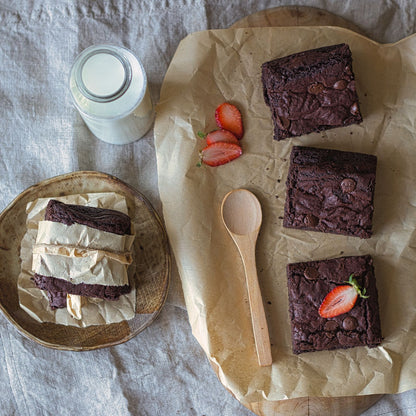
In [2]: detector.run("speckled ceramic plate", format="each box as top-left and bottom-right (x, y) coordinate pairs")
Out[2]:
(0, 171), (170, 350)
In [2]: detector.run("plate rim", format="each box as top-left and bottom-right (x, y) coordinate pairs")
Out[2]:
(0, 170), (171, 351)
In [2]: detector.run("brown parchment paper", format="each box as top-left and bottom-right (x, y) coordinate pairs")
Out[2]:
(18, 192), (137, 327)
(154, 26), (416, 403)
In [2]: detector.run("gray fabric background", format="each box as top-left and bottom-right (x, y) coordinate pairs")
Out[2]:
(0, 1), (415, 415)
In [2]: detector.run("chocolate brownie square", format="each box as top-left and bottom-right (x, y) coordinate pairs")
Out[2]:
(283, 146), (377, 239)
(287, 255), (382, 354)
(261, 43), (362, 140)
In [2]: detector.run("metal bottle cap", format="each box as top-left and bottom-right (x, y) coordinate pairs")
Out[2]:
(76, 49), (132, 103)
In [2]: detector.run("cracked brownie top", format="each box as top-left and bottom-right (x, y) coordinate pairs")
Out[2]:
(261, 43), (362, 140)
(283, 146), (377, 239)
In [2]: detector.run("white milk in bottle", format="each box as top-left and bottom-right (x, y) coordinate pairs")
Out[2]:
(69, 44), (154, 144)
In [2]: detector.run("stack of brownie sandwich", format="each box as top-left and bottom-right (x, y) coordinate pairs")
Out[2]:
(32, 199), (133, 315)
(261, 43), (382, 354)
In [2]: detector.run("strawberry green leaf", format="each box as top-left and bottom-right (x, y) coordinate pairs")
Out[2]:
(345, 274), (369, 299)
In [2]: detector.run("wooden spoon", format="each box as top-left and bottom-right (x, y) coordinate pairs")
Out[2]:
(221, 189), (272, 366)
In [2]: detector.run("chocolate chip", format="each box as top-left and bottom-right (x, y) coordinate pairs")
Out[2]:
(350, 102), (359, 116)
(276, 115), (290, 130)
(333, 80), (348, 90)
(308, 82), (324, 95)
(348, 80), (356, 91)
(304, 214), (318, 227)
(327, 194), (339, 205)
(303, 266), (319, 280)
(341, 178), (356, 193)
(342, 316), (358, 331)
(281, 117), (290, 129)
(324, 320), (338, 331)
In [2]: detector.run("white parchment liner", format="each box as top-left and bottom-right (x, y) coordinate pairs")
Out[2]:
(18, 192), (136, 327)
(154, 27), (416, 403)
(36, 220), (135, 252)
(32, 244), (131, 286)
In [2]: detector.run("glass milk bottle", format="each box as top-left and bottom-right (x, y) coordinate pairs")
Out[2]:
(69, 44), (154, 145)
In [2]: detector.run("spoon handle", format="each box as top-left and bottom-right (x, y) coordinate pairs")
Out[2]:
(239, 240), (272, 367)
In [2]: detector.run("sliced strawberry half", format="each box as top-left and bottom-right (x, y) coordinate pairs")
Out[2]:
(199, 142), (242, 167)
(318, 285), (358, 318)
(206, 129), (239, 145)
(215, 103), (244, 139)
(318, 274), (369, 318)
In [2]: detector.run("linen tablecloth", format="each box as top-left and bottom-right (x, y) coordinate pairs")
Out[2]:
(0, 1), (415, 415)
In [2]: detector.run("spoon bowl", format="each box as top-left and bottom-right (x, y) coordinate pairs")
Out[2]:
(221, 189), (272, 366)
(221, 189), (262, 236)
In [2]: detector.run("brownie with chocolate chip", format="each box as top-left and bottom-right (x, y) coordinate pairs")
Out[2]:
(283, 146), (377, 238)
(261, 43), (362, 140)
(287, 255), (382, 354)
